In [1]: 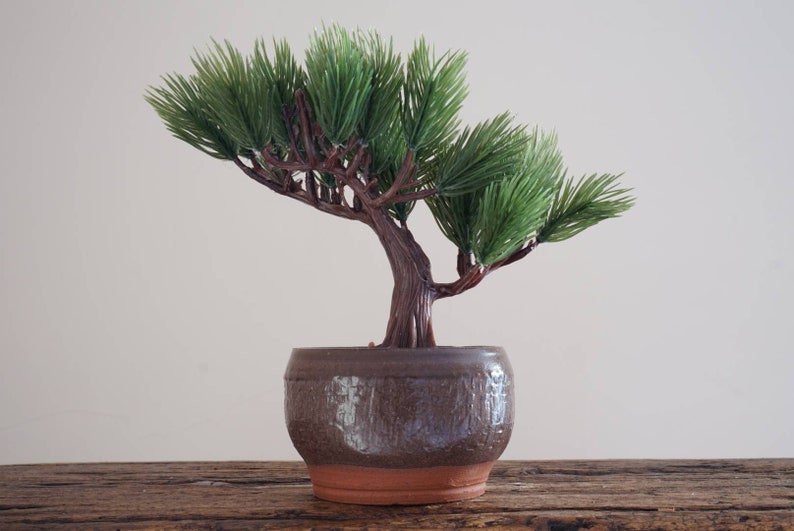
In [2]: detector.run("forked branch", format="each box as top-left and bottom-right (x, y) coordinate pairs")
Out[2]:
(435, 239), (539, 299)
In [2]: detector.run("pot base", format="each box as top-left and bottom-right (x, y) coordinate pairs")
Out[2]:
(307, 462), (495, 505)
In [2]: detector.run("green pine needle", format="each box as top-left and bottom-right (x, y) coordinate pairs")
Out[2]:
(145, 27), (634, 239)
(252, 38), (305, 148)
(471, 129), (563, 265)
(402, 37), (468, 154)
(304, 24), (374, 146)
(144, 72), (239, 159)
(369, 120), (404, 178)
(538, 173), (635, 243)
(191, 40), (273, 152)
(432, 112), (528, 196)
(354, 30), (403, 145)
(427, 191), (479, 253)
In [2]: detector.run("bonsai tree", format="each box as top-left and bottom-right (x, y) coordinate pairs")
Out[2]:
(146, 26), (634, 349)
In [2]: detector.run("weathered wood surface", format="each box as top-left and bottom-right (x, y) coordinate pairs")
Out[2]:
(1, 460), (792, 529)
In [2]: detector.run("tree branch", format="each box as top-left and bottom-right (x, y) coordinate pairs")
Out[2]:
(233, 158), (368, 224)
(433, 240), (539, 299)
(234, 158), (281, 193)
(372, 150), (415, 207)
(388, 188), (437, 204)
(340, 144), (373, 207)
(280, 105), (303, 164)
(494, 239), (539, 268)
(399, 177), (423, 191)
(456, 249), (474, 277)
(295, 89), (318, 165)
(434, 265), (492, 299)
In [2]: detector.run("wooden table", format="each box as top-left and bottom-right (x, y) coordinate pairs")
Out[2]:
(1, 460), (792, 529)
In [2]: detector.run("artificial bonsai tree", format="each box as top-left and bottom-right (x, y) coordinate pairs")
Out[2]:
(146, 26), (634, 349)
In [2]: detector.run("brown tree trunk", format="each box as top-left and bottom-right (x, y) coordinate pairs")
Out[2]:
(368, 209), (437, 348)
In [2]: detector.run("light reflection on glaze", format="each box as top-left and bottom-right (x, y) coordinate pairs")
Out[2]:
(485, 364), (507, 426)
(331, 375), (370, 453)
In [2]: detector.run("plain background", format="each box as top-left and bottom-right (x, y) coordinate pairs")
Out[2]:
(1, 0), (792, 465)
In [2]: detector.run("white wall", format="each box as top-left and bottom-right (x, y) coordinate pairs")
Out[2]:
(1, 0), (792, 464)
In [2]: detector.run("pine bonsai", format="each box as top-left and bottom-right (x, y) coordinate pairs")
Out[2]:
(145, 26), (634, 349)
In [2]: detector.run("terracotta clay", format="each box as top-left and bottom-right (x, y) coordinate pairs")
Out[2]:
(284, 347), (514, 504)
(308, 462), (496, 505)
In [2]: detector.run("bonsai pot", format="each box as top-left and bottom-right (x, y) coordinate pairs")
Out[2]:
(284, 346), (514, 505)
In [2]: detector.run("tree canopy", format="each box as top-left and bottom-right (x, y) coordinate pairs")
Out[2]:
(146, 24), (633, 269)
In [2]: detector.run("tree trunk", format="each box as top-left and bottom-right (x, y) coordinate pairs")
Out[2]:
(369, 210), (438, 348)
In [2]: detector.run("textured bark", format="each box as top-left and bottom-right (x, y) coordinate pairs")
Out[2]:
(370, 210), (437, 348)
(1, 460), (792, 529)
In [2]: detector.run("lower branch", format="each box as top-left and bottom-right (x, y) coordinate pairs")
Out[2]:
(435, 240), (539, 299)
(435, 265), (491, 299)
(498, 239), (539, 267)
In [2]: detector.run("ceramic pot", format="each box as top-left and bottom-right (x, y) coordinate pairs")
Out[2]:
(284, 346), (514, 505)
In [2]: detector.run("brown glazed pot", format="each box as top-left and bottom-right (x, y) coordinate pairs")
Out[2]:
(284, 346), (514, 505)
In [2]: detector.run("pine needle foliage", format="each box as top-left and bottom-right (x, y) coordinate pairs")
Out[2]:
(145, 26), (635, 349)
(427, 127), (564, 263)
(402, 37), (468, 155)
(432, 112), (527, 196)
(354, 30), (403, 145)
(369, 120), (404, 178)
(427, 191), (479, 254)
(145, 26), (633, 264)
(354, 29), (407, 218)
(304, 25), (373, 146)
(145, 73), (239, 160)
(471, 129), (564, 265)
(369, 120), (416, 220)
(252, 38), (305, 148)
(538, 173), (635, 243)
(191, 40), (273, 153)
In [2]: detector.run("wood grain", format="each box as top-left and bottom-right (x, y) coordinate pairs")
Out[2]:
(1, 460), (792, 529)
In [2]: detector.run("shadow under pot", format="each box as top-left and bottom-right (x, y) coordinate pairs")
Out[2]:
(284, 346), (514, 505)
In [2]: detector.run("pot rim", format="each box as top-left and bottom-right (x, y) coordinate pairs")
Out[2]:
(291, 345), (504, 352)
(286, 346), (511, 378)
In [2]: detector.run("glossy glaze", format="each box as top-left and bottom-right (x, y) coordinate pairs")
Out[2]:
(284, 347), (514, 469)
